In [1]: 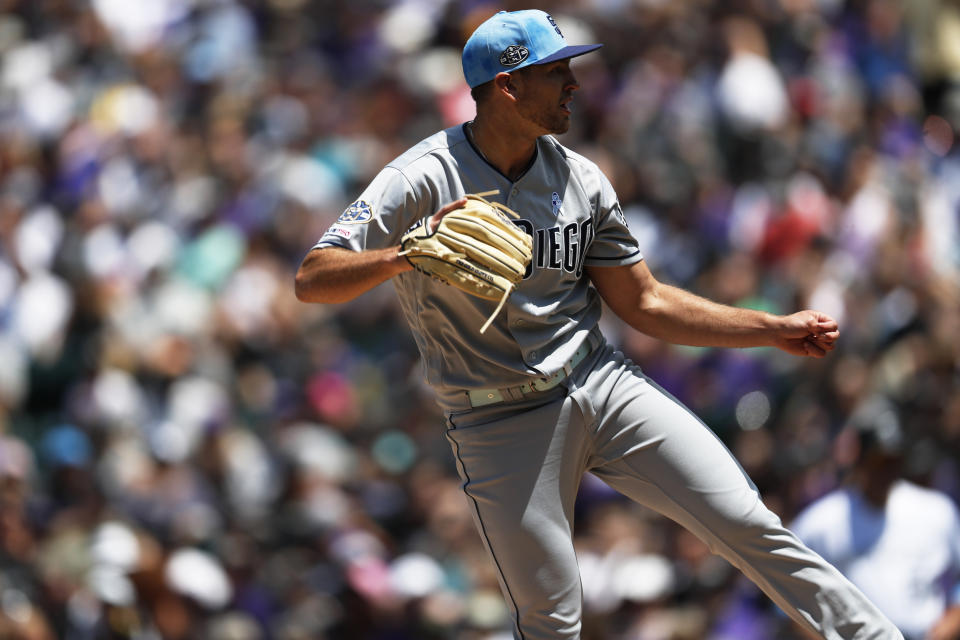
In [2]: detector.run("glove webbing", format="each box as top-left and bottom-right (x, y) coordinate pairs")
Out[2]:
(400, 191), (521, 334)
(465, 191), (519, 334)
(467, 189), (520, 333)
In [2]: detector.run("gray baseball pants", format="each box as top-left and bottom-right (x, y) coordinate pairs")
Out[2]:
(443, 343), (903, 640)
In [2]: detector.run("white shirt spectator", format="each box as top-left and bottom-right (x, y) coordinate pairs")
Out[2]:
(792, 480), (960, 640)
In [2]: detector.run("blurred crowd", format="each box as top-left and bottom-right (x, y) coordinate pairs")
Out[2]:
(0, 0), (958, 638)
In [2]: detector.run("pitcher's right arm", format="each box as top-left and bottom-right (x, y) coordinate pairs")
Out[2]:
(295, 197), (467, 304)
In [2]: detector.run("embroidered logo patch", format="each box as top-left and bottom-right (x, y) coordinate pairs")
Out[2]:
(327, 225), (354, 239)
(551, 192), (562, 215)
(499, 45), (529, 67)
(337, 200), (373, 224)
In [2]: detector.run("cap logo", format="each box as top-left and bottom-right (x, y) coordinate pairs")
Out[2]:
(499, 45), (529, 67)
(546, 14), (562, 36)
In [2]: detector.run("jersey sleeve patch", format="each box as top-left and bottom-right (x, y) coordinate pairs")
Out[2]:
(326, 225), (355, 239)
(337, 200), (373, 224)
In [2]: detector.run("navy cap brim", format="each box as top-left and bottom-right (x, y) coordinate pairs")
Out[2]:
(534, 43), (602, 66)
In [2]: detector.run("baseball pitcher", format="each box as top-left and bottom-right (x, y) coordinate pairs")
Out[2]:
(295, 9), (903, 640)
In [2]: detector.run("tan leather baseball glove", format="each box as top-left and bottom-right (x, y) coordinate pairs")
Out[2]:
(399, 192), (533, 333)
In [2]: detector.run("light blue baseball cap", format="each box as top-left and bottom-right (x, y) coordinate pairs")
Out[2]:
(462, 10), (602, 89)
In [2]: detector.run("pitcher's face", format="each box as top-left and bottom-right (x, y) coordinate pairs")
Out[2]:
(511, 59), (580, 135)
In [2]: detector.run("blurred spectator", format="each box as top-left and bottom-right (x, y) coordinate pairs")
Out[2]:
(791, 398), (960, 640)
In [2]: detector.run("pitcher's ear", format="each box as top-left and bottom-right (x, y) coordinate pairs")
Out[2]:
(494, 72), (518, 100)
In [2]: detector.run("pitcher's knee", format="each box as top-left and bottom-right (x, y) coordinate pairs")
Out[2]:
(695, 489), (785, 549)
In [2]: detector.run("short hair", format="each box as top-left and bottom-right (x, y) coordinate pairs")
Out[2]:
(470, 80), (494, 103)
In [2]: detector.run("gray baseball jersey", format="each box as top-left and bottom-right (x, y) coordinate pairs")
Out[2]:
(314, 124), (641, 408)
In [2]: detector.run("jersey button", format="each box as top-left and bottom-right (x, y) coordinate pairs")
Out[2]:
(529, 351), (538, 359)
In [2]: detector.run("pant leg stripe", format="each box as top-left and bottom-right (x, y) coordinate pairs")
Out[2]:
(446, 430), (525, 640)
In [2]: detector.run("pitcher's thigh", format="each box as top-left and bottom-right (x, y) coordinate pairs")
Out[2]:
(589, 370), (779, 552)
(445, 396), (588, 639)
